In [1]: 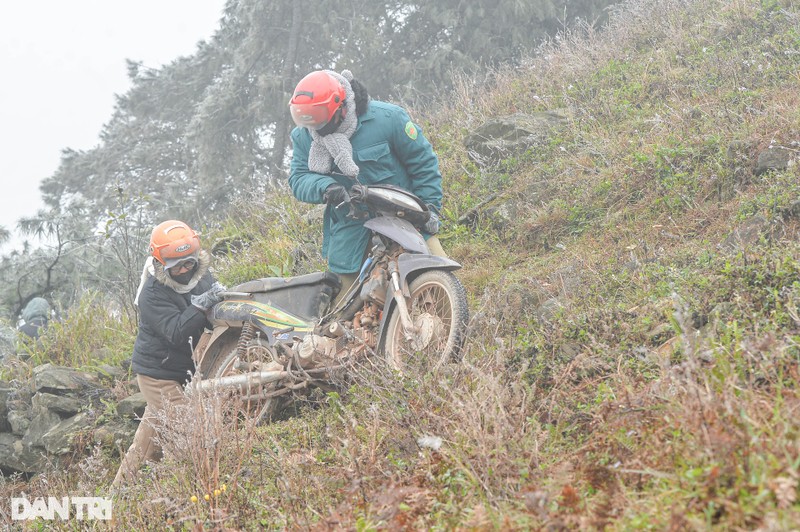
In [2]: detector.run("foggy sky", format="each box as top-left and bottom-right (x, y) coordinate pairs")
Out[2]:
(0, 1), (226, 251)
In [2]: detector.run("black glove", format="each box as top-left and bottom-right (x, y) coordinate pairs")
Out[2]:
(424, 210), (440, 234)
(349, 183), (368, 203)
(191, 281), (227, 311)
(322, 184), (349, 206)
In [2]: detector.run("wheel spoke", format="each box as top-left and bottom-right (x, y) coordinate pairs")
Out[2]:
(386, 273), (463, 371)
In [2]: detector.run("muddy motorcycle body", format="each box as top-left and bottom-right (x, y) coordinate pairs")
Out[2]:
(192, 184), (469, 420)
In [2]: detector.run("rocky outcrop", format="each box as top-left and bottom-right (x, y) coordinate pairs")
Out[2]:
(0, 363), (138, 475)
(460, 116), (800, 255)
(464, 111), (569, 166)
(755, 146), (794, 176)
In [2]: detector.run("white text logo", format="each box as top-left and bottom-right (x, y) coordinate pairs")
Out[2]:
(11, 497), (112, 520)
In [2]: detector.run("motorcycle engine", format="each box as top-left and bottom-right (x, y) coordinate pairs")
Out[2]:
(296, 334), (338, 367)
(360, 274), (388, 306)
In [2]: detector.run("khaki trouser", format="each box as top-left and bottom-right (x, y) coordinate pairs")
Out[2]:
(111, 375), (187, 487)
(333, 235), (447, 307)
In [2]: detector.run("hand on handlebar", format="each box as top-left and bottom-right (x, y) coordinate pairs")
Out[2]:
(349, 184), (368, 203)
(424, 210), (440, 234)
(323, 184), (350, 206)
(191, 281), (228, 311)
(324, 183), (369, 211)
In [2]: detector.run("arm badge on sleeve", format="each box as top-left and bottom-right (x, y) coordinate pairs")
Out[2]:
(404, 121), (418, 140)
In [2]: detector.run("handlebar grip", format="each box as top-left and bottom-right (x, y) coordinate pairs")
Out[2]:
(218, 291), (253, 299)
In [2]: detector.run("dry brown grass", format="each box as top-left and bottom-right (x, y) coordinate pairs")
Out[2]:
(4, 0), (800, 529)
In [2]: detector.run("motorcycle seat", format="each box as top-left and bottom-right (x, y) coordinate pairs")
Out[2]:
(231, 271), (342, 294)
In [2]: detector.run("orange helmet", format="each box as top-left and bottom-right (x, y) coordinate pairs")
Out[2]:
(149, 220), (200, 268)
(289, 71), (346, 131)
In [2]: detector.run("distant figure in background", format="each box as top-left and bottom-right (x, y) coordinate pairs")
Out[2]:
(18, 297), (51, 340)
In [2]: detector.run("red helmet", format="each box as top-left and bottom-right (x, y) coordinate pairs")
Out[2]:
(149, 220), (201, 268)
(289, 71), (346, 131)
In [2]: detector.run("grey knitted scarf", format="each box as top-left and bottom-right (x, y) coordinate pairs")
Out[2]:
(307, 70), (360, 178)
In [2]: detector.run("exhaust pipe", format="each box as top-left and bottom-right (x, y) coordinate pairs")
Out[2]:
(190, 369), (289, 393)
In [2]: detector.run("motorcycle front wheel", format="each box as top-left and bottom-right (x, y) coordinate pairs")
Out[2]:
(382, 270), (469, 372)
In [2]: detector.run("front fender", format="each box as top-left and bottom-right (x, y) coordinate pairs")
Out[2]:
(396, 254), (462, 291)
(376, 253), (462, 339)
(364, 216), (428, 254)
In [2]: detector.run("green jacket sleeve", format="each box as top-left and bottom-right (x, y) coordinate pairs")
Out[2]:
(288, 127), (338, 203)
(390, 110), (443, 212)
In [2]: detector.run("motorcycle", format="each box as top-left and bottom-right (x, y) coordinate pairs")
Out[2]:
(190, 184), (469, 421)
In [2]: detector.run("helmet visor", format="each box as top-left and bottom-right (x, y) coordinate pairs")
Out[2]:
(163, 252), (199, 269)
(289, 102), (333, 130)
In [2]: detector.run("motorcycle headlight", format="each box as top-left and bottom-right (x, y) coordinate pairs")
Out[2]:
(368, 187), (425, 212)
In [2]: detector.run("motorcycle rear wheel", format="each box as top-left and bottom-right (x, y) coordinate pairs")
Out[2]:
(201, 336), (281, 424)
(199, 334), (238, 378)
(382, 270), (468, 372)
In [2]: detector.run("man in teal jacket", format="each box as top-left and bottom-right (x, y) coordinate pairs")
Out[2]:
(288, 69), (446, 295)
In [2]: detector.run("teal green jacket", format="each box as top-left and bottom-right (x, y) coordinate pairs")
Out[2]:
(289, 100), (443, 274)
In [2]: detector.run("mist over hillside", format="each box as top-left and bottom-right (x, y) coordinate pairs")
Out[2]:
(2, 0), (800, 529)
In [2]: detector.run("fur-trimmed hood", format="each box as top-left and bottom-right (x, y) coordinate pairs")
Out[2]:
(152, 249), (211, 291)
(135, 249), (211, 305)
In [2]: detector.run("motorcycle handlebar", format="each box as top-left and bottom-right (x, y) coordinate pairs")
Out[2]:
(334, 184), (368, 210)
(218, 291), (253, 299)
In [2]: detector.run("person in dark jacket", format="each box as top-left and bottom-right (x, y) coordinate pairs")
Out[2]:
(18, 297), (51, 340)
(288, 69), (447, 303)
(112, 220), (225, 487)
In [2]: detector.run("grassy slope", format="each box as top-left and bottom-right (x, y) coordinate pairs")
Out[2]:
(8, 0), (800, 529)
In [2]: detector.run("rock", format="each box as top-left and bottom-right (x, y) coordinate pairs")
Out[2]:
(31, 392), (83, 417)
(0, 381), (13, 432)
(7, 403), (31, 436)
(117, 392), (147, 419)
(726, 140), (756, 160)
(0, 323), (17, 359)
(721, 215), (771, 252)
(94, 363), (128, 382)
(755, 146), (794, 175)
(464, 112), (568, 166)
(0, 433), (47, 474)
(497, 282), (550, 323)
(211, 235), (252, 256)
(0, 362), (137, 472)
(93, 420), (138, 454)
(41, 412), (95, 455)
(782, 199), (800, 220)
(22, 408), (61, 447)
(556, 342), (582, 362)
(88, 356), (129, 381)
(33, 364), (100, 394)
